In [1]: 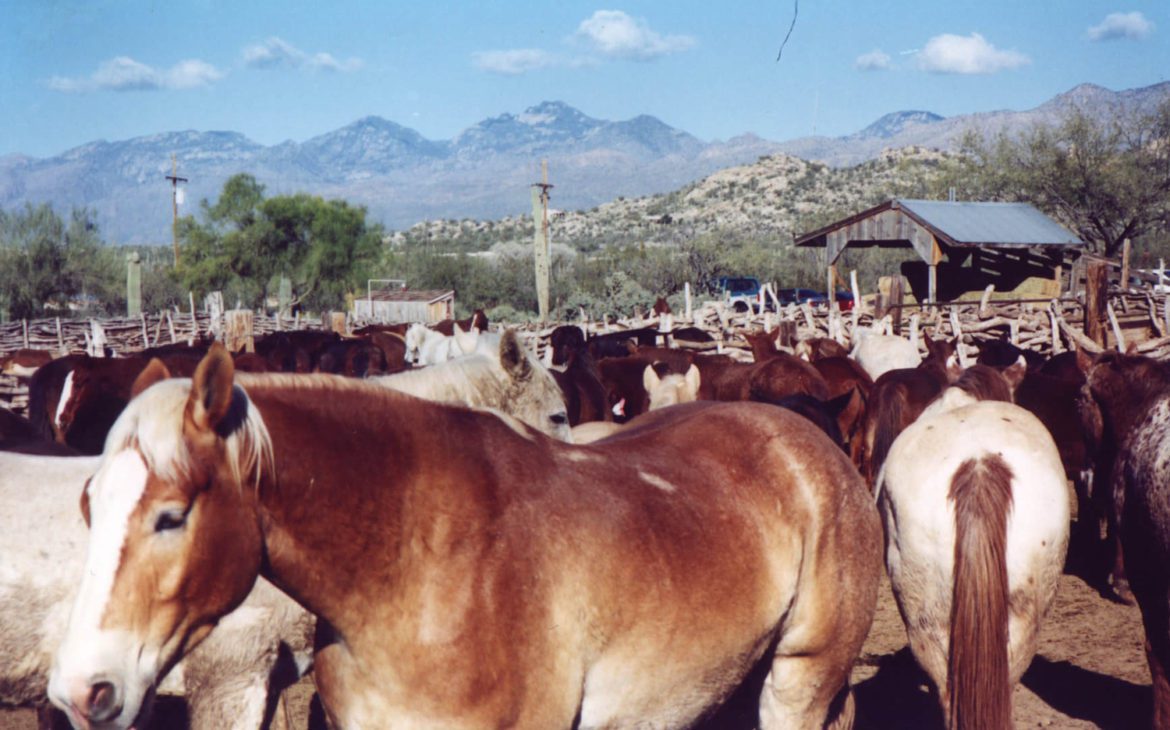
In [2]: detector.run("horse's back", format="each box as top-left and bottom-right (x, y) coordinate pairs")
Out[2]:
(853, 334), (920, 380)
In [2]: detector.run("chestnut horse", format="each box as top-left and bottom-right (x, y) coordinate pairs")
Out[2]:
(877, 377), (1069, 730)
(51, 344), (881, 730)
(1079, 351), (1170, 726)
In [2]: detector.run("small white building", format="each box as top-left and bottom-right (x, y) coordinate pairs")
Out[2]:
(355, 287), (455, 323)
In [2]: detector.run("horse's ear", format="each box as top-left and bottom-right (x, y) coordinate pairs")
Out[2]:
(453, 323), (477, 354)
(684, 363), (701, 394)
(642, 364), (662, 394)
(188, 342), (237, 433)
(131, 358), (171, 399)
(1125, 340), (1139, 355)
(1003, 355), (1028, 395)
(499, 330), (532, 381)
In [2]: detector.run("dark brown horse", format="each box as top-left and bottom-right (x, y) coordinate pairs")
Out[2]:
(744, 330), (869, 456)
(50, 345), (882, 730)
(860, 335), (957, 486)
(550, 349), (611, 426)
(1078, 350), (1170, 725)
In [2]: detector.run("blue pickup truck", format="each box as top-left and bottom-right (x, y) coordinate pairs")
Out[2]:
(714, 276), (763, 312)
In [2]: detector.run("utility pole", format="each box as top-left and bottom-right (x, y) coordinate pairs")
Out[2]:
(530, 159), (553, 322)
(165, 154), (188, 267)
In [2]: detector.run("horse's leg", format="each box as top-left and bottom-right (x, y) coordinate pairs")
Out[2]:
(757, 567), (877, 729)
(758, 649), (858, 730)
(1109, 471), (1136, 604)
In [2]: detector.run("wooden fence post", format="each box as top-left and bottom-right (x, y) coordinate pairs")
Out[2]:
(325, 312), (348, 335)
(1121, 238), (1131, 291)
(224, 310), (255, 353)
(1085, 259), (1108, 347)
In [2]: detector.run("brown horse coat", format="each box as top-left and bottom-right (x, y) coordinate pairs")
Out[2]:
(51, 348), (883, 730)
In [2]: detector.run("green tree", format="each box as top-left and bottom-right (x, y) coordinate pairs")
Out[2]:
(0, 204), (119, 319)
(950, 100), (1170, 256)
(176, 176), (383, 312)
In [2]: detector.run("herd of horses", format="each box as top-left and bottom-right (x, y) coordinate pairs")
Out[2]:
(1, 305), (1170, 729)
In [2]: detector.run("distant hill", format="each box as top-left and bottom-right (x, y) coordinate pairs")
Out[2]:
(776, 81), (1170, 166)
(0, 83), (1166, 244)
(395, 146), (959, 254)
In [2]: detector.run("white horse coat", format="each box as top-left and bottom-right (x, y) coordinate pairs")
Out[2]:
(851, 328), (921, 381)
(877, 387), (1069, 723)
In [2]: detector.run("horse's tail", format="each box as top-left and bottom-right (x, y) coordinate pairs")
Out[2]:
(947, 453), (1014, 730)
(868, 384), (905, 482)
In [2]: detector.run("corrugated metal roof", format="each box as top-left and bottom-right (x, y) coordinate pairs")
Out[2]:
(896, 199), (1082, 247)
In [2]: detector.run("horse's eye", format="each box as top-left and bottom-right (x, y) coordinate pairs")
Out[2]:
(550, 412), (568, 426)
(154, 509), (187, 533)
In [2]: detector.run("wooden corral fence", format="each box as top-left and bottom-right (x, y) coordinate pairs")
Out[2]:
(4, 281), (1169, 415)
(0, 310), (328, 360)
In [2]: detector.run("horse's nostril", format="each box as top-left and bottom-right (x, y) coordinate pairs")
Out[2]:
(87, 680), (121, 722)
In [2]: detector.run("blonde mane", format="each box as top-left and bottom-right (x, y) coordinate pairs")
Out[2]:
(371, 355), (511, 408)
(104, 378), (274, 491)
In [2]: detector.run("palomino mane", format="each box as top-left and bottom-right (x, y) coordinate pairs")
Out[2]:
(372, 354), (507, 408)
(105, 378), (274, 491)
(239, 369), (545, 442)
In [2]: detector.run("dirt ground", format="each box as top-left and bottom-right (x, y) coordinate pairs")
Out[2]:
(4, 554), (1150, 730)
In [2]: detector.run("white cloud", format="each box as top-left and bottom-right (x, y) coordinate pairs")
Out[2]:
(1088, 11), (1154, 41)
(47, 56), (223, 92)
(472, 49), (556, 76)
(242, 37), (363, 72)
(307, 52), (364, 72)
(242, 37), (302, 68)
(165, 59), (224, 89)
(916, 33), (1029, 74)
(855, 49), (891, 71)
(574, 10), (695, 60)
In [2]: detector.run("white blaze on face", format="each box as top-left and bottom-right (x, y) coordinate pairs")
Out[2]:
(52, 449), (150, 685)
(55, 370), (75, 434)
(74, 450), (150, 633)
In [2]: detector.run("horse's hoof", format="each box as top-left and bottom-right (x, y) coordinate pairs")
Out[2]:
(1108, 577), (1137, 605)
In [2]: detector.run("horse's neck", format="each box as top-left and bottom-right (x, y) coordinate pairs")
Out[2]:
(248, 384), (531, 649)
(568, 349), (600, 377)
(917, 355), (950, 384)
(1105, 378), (1170, 444)
(375, 361), (487, 406)
(250, 387), (420, 634)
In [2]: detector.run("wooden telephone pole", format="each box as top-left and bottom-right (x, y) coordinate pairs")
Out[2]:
(165, 154), (188, 267)
(530, 160), (553, 322)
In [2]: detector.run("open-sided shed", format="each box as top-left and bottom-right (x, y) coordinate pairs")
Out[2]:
(356, 287), (455, 323)
(795, 199), (1084, 302)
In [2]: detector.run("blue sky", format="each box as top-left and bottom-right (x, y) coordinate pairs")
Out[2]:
(2, 1), (1167, 158)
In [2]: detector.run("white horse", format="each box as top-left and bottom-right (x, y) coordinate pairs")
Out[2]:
(373, 329), (570, 441)
(851, 323), (920, 380)
(404, 322), (489, 365)
(0, 452), (314, 730)
(876, 385), (1069, 729)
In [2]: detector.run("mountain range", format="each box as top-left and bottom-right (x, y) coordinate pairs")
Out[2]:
(0, 82), (1166, 245)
